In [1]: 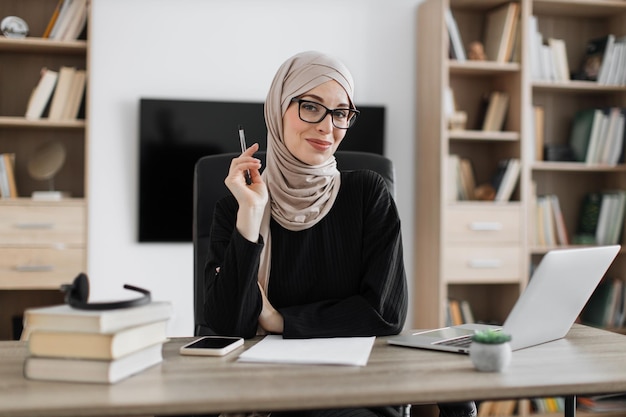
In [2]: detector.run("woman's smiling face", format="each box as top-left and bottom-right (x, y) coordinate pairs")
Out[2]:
(282, 80), (350, 166)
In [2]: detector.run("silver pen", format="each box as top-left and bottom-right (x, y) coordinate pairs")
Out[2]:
(238, 124), (252, 185)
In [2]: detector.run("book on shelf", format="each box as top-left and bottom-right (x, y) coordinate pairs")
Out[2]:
(540, 43), (557, 81)
(482, 2), (519, 63)
(528, 15), (543, 80)
(535, 195), (569, 246)
(24, 341), (163, 384)
(459, 300), (474, 324)
(445, 8), (466, 61)
(601, 36), (623, 85)
(531, 397), (564, 414)
(567, 107), (626, 165)
(43, 0), (64, 38)
(61, 69), (87, 120)
(446, 299), (475, 327)
(48, 66), (77, 120)
(549, 195), (569, 246)
(49, 0), (88, 41)
(573, 190), (626, 245)
(594, 190), (626, 245)
(547, 38), (570, 81)
(537, 196), (556, 246)
(21, 301), (173, 336)
(568, 108), (597, 162)
(493, 158), (520, 202)
(447, 155), (476, 201)
(481, 91), (509, 132)
(0, 153), (18, 199)
(458, 158), (476, 201)
(48, 0), (75, 40)
(24, 68), (59, 120)
(580, 278), (626, 329)
(578, 393), (626, 412)
(60, 0), (88, 41)
(598, 35), (626, 86)
(598, 107), (626, 165)
(447, 299), (464, 326)
(477, 400), (517, 417)
(532, 106), (545, 161)
(28, 319), (168, 360)
(574, 192), (602, 244)
(584, 109), (609, 164)
(529, 22), (568, 82)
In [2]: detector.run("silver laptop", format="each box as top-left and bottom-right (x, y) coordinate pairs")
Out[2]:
(388, 245), (620, 353)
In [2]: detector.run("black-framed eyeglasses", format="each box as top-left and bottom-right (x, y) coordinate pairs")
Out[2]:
(290, 98), (359, 129)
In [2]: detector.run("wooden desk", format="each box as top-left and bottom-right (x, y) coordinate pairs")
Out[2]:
(1, 324), (626, 417)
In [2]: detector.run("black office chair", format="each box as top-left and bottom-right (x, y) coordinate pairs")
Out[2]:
(192, 151), (396, 336)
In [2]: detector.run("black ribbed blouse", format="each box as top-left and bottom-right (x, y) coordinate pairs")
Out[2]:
(204, 170), (408, 339)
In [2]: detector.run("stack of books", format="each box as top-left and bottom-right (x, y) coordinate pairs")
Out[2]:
(492, 158), (521, 202)
(534, 194), (569, 247)
(25, 66), (87, 121)
(574, 190), (626, 246)
(22, 301), (172, 384)
(43, 0), (89, 41)
(482, 2), (520, 63)
(573, 34), (626, 86)
(568, 107), (626, 165)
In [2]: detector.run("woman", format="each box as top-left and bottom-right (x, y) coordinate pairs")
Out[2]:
(204, 51), (475, 417)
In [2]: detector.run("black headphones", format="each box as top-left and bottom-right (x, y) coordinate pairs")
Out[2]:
(60, 273), (151, 310)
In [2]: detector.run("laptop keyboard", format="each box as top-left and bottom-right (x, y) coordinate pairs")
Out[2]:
(435, 336), (473, 348)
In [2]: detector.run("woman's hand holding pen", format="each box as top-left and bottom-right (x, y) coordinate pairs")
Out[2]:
(226, 142), (268, 242)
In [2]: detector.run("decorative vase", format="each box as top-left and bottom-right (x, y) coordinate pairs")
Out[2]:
(469, 340), (512, 372)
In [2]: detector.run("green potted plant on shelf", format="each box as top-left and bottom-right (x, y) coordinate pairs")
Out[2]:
(469, 329), (512, 372)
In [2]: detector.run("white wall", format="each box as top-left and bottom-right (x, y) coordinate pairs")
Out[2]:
(89, 0), (422, 336)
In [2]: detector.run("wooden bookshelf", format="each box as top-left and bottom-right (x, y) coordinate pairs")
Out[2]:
(416, 0), (626, 413)
(0, 0), (89, 340)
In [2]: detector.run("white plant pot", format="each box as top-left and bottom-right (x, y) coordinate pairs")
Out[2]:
(469, 341), (512, 372)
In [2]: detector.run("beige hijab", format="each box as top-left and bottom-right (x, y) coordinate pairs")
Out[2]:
(257, 51), (355, 293)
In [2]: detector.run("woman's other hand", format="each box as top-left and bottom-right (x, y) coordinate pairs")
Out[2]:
(258, 282), (284, 334)
(225, 143), (268, 242)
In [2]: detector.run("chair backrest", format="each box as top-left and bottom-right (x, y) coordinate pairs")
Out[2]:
(192, 151), (396, 335)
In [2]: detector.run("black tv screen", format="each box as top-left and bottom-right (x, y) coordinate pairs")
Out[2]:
(138, 98), (385, 242)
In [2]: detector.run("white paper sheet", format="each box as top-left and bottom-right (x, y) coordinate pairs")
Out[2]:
(237, 335), (376, 366)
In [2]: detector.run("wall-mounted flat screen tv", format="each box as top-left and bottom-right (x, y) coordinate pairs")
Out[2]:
(138, 98), (385, 242)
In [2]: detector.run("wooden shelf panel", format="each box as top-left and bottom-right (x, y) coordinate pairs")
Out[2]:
(532, 162), (626, 172)
(533, 0), (626, 17)
(449, 60), (520, 75)
(0, 116), (86, 130)
(449, 130), (520, 141)
(533, 81), (626, 94)
(0, 37), (87, 54)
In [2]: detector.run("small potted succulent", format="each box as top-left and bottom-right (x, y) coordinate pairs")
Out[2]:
(469, 329), (512, 372)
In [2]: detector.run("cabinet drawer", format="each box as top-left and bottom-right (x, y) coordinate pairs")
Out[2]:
(0, 247), (85, 289)
(0, 205), (85, 246)
(443, 246), (521, 283)
(445, 206), (520, 243)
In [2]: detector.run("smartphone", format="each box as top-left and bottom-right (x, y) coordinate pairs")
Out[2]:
(179, 336), (244, 356)
(238, 124), (252, 185)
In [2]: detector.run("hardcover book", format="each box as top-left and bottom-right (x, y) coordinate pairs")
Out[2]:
(24, 342), (163, 384)
(28, 320), (168, 360)
(24, 68), (58, 120)
(22, 301), (172, 336)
